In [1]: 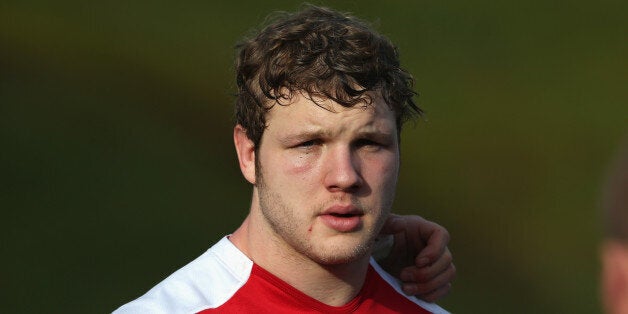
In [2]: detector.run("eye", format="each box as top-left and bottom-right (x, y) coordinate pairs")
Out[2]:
(354, 138), (380, 148)
(354, 138), (392, 152)
(292, 139), (321, 150)
(298, 140), (316, 148)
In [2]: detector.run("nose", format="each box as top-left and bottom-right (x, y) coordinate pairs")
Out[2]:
(323, 145), (363, 192)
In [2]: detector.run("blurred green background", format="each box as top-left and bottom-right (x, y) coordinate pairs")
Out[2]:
(1, 0), (626, 312)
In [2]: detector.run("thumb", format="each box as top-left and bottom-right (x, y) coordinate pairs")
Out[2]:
(379, 214), (406, 235)
(415, 223), (449, 266)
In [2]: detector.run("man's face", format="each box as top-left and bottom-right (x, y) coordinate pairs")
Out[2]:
(254, 93), (400, 265)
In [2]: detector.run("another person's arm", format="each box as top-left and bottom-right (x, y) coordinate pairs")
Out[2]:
(376, 214), (456, 302)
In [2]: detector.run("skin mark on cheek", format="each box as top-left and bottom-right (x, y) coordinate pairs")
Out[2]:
(287, 157), (313, 175)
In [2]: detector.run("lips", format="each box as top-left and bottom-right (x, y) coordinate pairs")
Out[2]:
(319, 205), (364, 232)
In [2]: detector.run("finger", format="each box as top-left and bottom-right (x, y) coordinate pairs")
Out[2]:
(380, 214), (428, 258)
(402, 262), (455, 297)
(405, 248), (453, 283)
(382, 214), (449, 267)
(417, 283), (452, 303)
(416, 225), (450, 267)
(378, 214), (414, 267)
(378, 214), (406, 235)
(416, 262), (455, 294)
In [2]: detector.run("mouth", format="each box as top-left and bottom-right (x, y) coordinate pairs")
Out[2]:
(319, 205), (364, 232)
(322, 204), (363, 216)
(328, 212), (361, 218)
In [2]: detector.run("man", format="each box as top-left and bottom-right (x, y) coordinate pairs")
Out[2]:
(601, 137), (628, 314)
(115, 5), (453, 313)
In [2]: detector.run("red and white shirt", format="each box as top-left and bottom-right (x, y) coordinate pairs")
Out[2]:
(114, 237), (448, 313)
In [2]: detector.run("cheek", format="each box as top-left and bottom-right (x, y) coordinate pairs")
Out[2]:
(385, 159), (400, 182)
(364, 153), (399, 182)
(283, 152), (317, 176)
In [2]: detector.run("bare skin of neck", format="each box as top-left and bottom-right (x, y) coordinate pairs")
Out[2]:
(229, 192), (371, 306)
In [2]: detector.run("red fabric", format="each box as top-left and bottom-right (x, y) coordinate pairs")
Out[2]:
(198, 264), (431, 314)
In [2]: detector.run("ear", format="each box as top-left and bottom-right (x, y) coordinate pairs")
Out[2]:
(234, 124), (256, 185)
(601, 240), (628, 314)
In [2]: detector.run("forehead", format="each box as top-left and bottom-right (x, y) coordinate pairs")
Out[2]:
(264, 93), (397, 135)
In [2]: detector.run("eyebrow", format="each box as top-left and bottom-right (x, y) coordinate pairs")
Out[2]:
(278, 127), (395, 146)
(277, 129), (328, 146)
(355, 130), (395, 142)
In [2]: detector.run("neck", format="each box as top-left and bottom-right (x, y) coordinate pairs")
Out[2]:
(229, 193), (371, 306)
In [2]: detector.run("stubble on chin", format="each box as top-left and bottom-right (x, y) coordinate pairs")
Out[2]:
(254, 159), (392, 265)
(257, 187), (388, 265)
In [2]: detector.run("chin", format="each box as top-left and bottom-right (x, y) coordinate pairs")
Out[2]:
(307, 238), (373, 265)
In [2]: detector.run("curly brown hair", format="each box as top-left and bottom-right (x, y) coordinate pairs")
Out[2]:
(235, 5), (422, 147)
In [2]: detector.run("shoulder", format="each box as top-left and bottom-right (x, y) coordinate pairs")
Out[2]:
(113, 237), (253, 314)
(369, 258), (450, 314)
